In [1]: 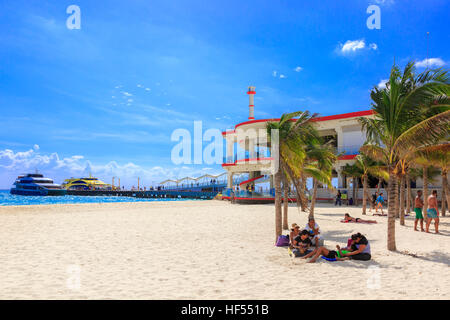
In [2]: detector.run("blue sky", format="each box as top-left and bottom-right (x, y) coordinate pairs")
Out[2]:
(0, 0), (449, 188)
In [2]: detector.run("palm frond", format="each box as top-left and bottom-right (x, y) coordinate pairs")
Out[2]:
(393, 109), (450, 157)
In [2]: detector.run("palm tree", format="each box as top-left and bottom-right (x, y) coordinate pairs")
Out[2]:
(282, 172), (289, 230)
(307, 143), (337, 218)
(354, 153), (389, 215)
(342, 163), (362, 206)
(266, 111), (320, 241)
(359, 61), (450, 251)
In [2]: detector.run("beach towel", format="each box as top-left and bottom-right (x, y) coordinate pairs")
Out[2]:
(373, 213), (409, 217)
(347, 238), (352, 247)
(321, 256), (336, 262)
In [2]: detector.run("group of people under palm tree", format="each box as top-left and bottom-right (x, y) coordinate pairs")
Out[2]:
(289, 219), (371, 263)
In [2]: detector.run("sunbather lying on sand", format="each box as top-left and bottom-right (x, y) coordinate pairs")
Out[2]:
(301, 245), (346, 263)
(342, 213), (377, 224)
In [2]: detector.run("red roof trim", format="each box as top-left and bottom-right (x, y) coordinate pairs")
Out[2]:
(338, 154), (358, 160)
(234, 110), (374, 130)
(221, 157), (273, 167)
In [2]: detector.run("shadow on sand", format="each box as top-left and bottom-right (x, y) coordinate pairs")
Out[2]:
(398, 250), (450, 267)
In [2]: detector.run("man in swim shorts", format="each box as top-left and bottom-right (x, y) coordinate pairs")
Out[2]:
(414, 190), (424, 231)
(426, 190), (440, 234)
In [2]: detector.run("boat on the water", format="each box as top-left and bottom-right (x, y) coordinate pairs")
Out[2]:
(10, 173), (67, 196)
(62, 175), (113, 191)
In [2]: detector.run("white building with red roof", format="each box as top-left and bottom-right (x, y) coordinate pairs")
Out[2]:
(221, 86), (377, 202)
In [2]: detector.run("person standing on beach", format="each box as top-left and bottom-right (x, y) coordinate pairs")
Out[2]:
(414, 190), (424, 232)
(426, 190), (440, 234)
(335, 190), (342, 206)
(375, 193), (385, 214)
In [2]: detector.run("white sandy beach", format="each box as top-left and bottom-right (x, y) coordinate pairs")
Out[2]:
(0, 200), (449, 300)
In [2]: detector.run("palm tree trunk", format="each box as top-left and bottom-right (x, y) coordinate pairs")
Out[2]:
(395, 176), (400, 219)
(309, 178), (318, 219)
(283, 180), (289, 230)
(355, 178), (360, 206)
(274, 170), (282, 242)
(300, 174), (308, 211)
(442, 169), (448, 217)
(362, 175), (368, 215)
(400, 175), (406, 226)
(352, 177), (357, 206)
(387, 169), (397, 251)
(423, 166), (428, 213)
(406, 172), (411, 214)
(377, 178), (381, 194)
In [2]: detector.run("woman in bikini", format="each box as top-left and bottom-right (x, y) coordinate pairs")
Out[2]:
(343, 213), (377, 224)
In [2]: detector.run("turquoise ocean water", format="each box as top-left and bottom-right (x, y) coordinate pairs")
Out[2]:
(0, 190), (189, 206)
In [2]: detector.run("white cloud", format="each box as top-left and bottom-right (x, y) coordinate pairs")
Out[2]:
(279, 74), (287, 79)
(137, 84), (143, 88)
(33, 144), (40, 151)
(369, 43), (378, 50)
(121, 91), (133, 97)
(377, 79), (389, 89)
(272, 71), (277, 77)
(145, 88), (151, 91)
(340, 39), (366, 53)
(0, 148), (224, 189)
(415, 58), (446, 68)
(294, 66), (303, 72)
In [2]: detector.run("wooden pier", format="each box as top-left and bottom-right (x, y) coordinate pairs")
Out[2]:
(66, 190), (218, 200)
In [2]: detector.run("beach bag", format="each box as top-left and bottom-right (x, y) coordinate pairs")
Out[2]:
(347, 238), (353, 247)
(275, 235), (290, 247)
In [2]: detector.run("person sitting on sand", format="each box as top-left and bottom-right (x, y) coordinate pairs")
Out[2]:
(289, 223), (300, 245)
(292, 230), (317, 257)
(336, 233), (372, 261)
(414, 190), (424, 232)
(343, 213), (377, 224)
(426, 190), (440, 234)
(304, 217), (323, 247)
(304, 233), (372, 263)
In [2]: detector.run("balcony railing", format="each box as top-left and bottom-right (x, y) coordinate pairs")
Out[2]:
(335, 145), (362, 156)
(223, 149), (272, 164)
(222, 145), (362, 165)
